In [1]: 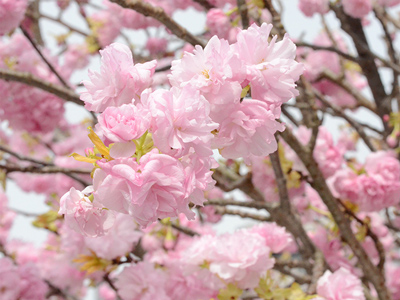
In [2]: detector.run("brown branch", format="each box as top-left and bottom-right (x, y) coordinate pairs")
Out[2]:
(193, 0), (215, 10)
(109, 0), (206, 48)
(297, 42), (358, 63)
(319, 69), (376, 112)
(337, 199), (386, 272)
(237, 0), (249, 29)
(170, 223), (200, 237)
(314, 90), (377, 151)
(331, 4), (390, 134)
(0, 145), (90, 187)
(279, 126), (391, 300)
(272, 263), (312, 284)
(1, 163), (90, 187)
(307, 251), (326, 294)
(39, 13), (89, 36)
(269, 150), (291, 212)
(0, 144), (53, 166)
(262, 0), (286, 37)
(204, 198), (274, 210)
(20, 26), (70, 89)
(274, 259), (312, 271)
(0, 69), (83, 106)
(212, 168), (265, 202)
(281, 105), (300, 127)
(213, 165), (317, 259)
(374, 7), (400, 111)
(1, 164), (91, 175)
(214, 206), (272, 222)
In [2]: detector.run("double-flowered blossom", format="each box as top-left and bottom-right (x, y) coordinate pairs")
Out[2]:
(0, 0), (28, 35)
(233, 23), (304, 111)
(169, 35), (244, 114)
(213, 99), (285, 159)
(143, 86), (218, 157)
(81, 43), (157, 112)
(298, 0), (329, 17)
(342, 0), (372, 19)
(96, 104), (149, 144)
(0, 257), (48, 300)
(331, 151), (400, 212)
(59, 187), (116, 237)
(316, 268), (365, 300)
(94, 151), (195, 228)
(182, 231), (275, 289)
(70, 22), (303, 230)
(115, 262), (171, 300)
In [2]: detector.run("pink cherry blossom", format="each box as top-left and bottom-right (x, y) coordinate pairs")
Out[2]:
(233, 23), (304, 107)
(165, 264), (219, 300)
(342, 0), (372, 19)
(0, 84), (65, 133)
(182, 231), (274, 289)
(0, 258), (21, 300)
(89, 10), (121, 47)
(182, 153), (216, 206)
(115, 262), (171, 300)
(213, 99), (285, 159)
(246, 222), (292, 253)
(59, 187), (116, 237)
(0, 0), (28, 36)
(96, 104), (149, 143)
(298, 0), (329, 17)
(63, 44), (90, 79)
(143, 86), (218, 157)
(169, 35), (245, 114)
(94, 151), (194, 228)
(146, 37), (168, 56)
(317, 267), (365, 300)
(85, 214), (142, 260)
(81, 43), (157, 112)
(0, 189), (15, 244)
(99, 283), (117, 300)
(18, 264), (48, 300)
(206, 9), (237, 42)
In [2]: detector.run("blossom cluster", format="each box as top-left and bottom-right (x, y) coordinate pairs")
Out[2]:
(60, 22), (303, 234)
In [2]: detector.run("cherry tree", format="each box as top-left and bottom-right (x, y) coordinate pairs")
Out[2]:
(0, 0), (400, 300)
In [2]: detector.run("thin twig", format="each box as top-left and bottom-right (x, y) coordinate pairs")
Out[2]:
(214, 206), (271, 222)
(314, 89), (377, 151)
(204, 198), (274, 210)
(280, 126), (391, 300)
(237, 0), (249, 29)
(0, 144), (53, 166)
(170, 223), (200, 237)
(20, 26), (70, 88)
(297, 42), (358, 63)
(0, 69), (83, 106)
(193, 0), (215, 10)
(269, 149), (291, 212)
(109, 0), (206, 47)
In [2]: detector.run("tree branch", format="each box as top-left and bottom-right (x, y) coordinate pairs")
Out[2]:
(20, 26), (70, 89)
(237, 0), (249, 29)
(0, 69), (83, 106)
(280, 126), (391, 300)
(109, 0), (206, 48)
(296, 42), (359, 63)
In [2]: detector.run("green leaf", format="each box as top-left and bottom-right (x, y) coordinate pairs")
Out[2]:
(217, 283), (243, 300)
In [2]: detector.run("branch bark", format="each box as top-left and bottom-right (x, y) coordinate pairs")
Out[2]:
(280, 127), (391, 300)
(109, 0), (206, 48)
(0, 69), (83, 106)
